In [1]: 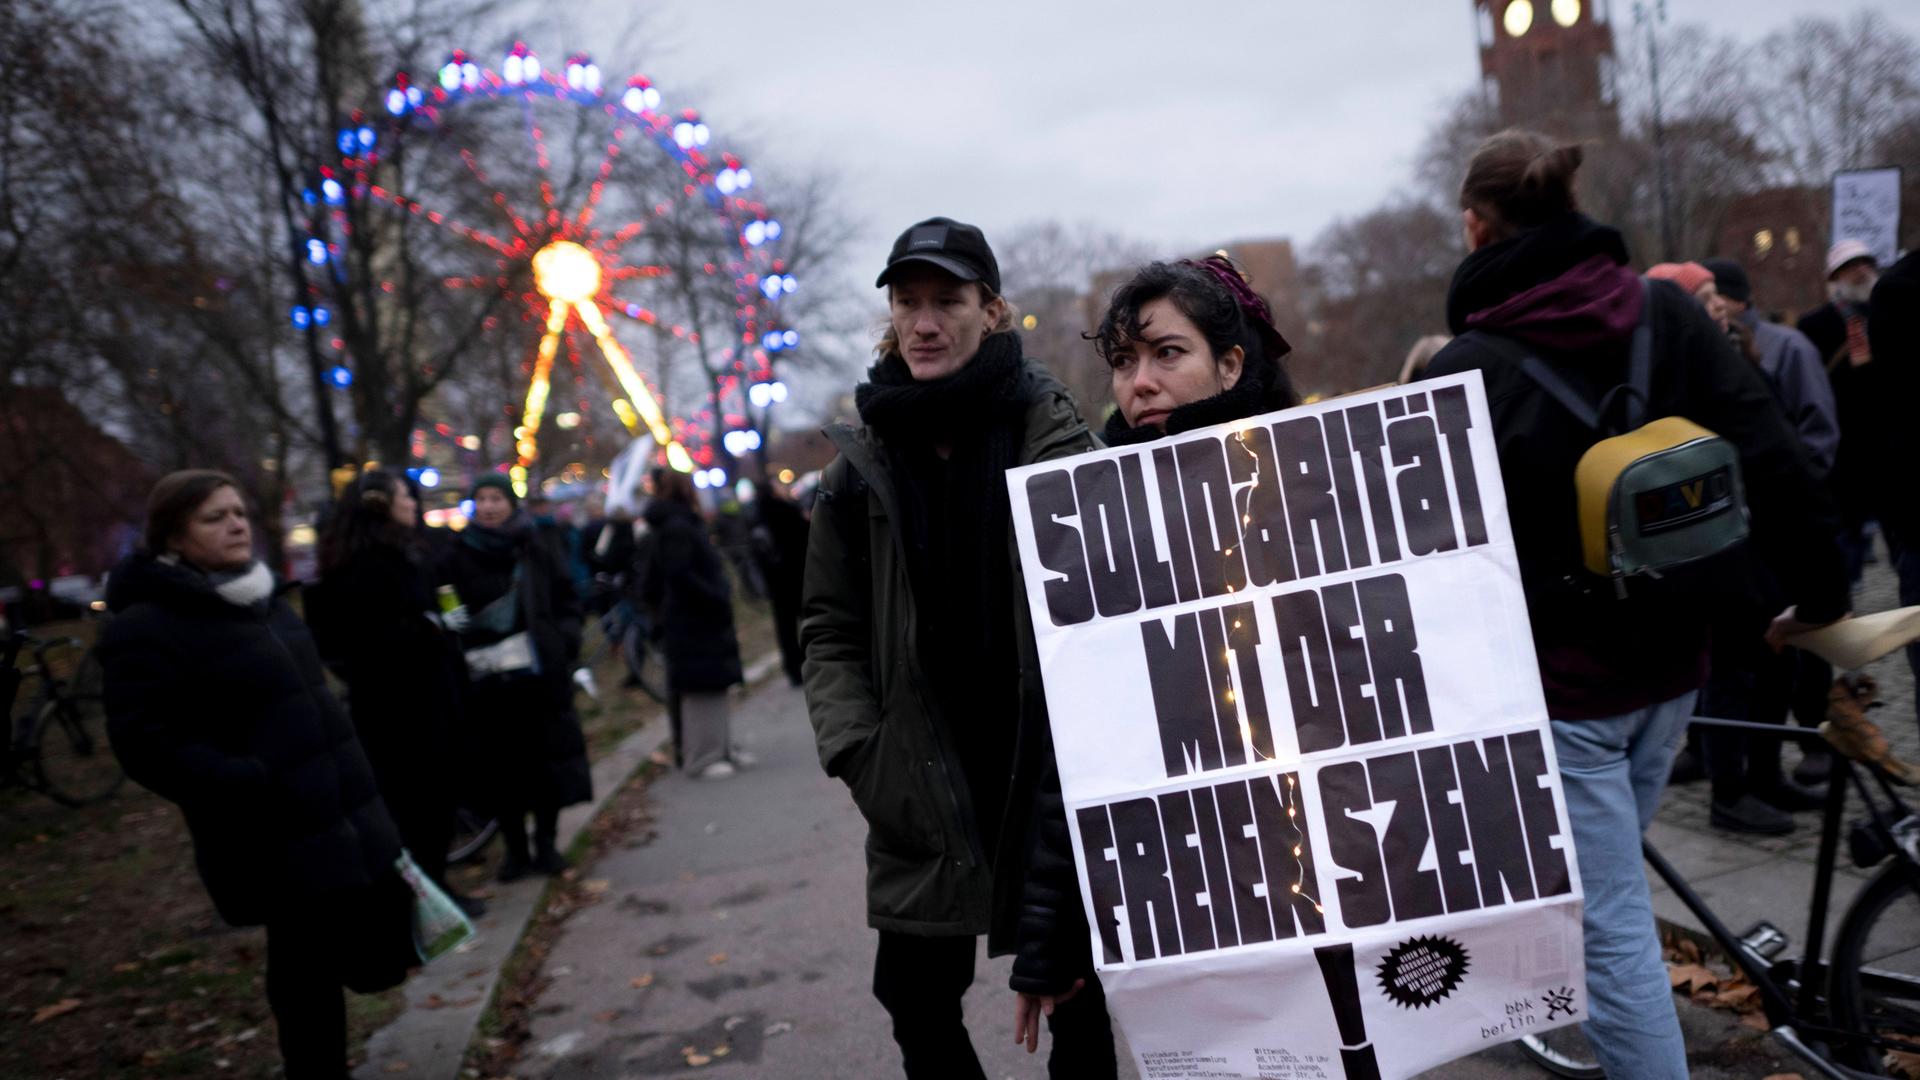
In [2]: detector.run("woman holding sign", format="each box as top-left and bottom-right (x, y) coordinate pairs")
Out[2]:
(1010, 255), (1299, 1052)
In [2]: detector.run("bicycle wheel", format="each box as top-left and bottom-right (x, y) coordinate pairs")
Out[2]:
(31, 692), (124, 806)
(1518, 1028), (1604, 1078)
(1829, 861), (1920, 1075)
(447, 805), (498, 864)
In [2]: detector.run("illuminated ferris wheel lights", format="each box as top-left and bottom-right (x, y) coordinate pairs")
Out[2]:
(565, 56), (602, 94)
(386, 88), (408, 115)
(321, 177), (345, 205)
(743, 221), (767, 246)
(305, 238), (329, 265)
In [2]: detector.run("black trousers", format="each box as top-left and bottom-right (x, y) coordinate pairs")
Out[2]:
(872, 930), (1117, 1080)
(265, 921), (350, 1080)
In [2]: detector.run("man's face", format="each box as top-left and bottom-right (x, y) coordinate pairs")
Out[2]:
(1830, 260), (1879, 305)
(887, 266), (1005, 381)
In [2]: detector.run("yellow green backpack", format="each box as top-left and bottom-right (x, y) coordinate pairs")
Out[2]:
(1476, 280), (1750, 597)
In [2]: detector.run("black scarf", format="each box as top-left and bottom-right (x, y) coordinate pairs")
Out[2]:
(856, 334), (1031, 836)
(1445, 212), (1631, 336)
(1102, 353), (1294, 446)
(460, 510), (532, 564)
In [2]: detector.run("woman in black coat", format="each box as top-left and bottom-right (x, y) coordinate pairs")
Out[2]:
(1010, 256), (1298, 1060)
(309, 469), (482, 913)
(101, 470), (414, 1080)
(439, 474), (592, 881)
(642, 466), (745, 779)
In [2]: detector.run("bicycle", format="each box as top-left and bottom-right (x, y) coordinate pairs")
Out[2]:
(4, 631), (126, 807)
(1521, 706), (1920, 1079)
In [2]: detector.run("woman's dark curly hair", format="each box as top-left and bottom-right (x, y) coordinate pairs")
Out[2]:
(1090, 259), (1298, 410)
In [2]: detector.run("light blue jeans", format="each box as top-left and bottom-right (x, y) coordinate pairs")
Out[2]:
(1552, 691), (1695, 1080)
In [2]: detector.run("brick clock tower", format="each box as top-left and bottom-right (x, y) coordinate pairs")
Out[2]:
(1474, 0), (1620, 141)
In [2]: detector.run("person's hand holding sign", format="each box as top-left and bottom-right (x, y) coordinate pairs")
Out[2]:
(1013, 979), (1084, 1054)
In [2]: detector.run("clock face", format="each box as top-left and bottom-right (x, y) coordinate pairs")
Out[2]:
(1504, 0), (1535, 38)
(1553, 0), (1582, 27)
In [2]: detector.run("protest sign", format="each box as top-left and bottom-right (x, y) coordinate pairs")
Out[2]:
(1008, 373), (1583, 1080)
(1832, 167), (1902, 270)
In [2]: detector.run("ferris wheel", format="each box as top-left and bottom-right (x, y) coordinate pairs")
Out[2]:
(304, 44), (797, 495)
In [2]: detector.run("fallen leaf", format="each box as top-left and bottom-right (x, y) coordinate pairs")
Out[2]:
(1668, 963), (1718, 993)
(581, 879), (611, 895)
(764, 1021), (793, 1037)
(382, 1061), (411, 1073)
(31, 999), (83, 1024)
(112, 962), (141, 974)
(723, 1015), (746, 1031)
(594, 1010), (619, 1023)
(1740, 1011), (1772, 1032)
(686, 1053), (712, 1066)
(421, 994), (447, 1010)
(1761, 1073), (1806, 1080)
(1712, 983), (1761, 1010)
(629, 973), (655, 988)
(707, 952), (728, 966)
(712, 1045), (730, 1057)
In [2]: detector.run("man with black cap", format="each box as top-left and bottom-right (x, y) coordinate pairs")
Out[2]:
(800, 217), (1116, 1076)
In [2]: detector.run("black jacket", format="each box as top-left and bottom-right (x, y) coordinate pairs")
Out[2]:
(1868, 252), (1920, 534)
(439, 517), (592, 809)
(641, 499), (743, 694)
(1423, 214), (1848, 718)
(307, 543), (465, 827)
(100, 553), (403, 927)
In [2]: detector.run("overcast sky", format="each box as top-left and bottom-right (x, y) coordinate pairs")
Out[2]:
(564, 0), (1917, 287)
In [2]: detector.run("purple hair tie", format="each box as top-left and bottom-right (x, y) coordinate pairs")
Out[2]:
(1179, 253), (1292, 359)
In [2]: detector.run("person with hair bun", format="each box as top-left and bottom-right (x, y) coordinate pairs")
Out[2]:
(100, 470), (415, 1078)
(309, 468), (484, 914)
(1420, 129), (1848, 1079)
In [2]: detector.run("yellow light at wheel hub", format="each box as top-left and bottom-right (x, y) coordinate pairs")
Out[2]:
(531, 240), (603, 304)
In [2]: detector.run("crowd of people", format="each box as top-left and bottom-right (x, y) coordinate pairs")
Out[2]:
(93, 461), (781, 1077)
(90, 121), (1914, 1079)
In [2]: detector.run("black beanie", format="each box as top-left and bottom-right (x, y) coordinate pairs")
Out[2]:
(471, 473), (518, 505)
(1702, 258), (1752, 306)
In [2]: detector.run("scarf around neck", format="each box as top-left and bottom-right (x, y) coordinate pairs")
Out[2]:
(203, 558), (275, 610)
(461, 510), (531, 561)
(854, 331), (1029, 440)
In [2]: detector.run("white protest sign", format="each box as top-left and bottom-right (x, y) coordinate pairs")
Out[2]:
(1008, 373), (1584, 1080)
(1832, 167), (1902, 270)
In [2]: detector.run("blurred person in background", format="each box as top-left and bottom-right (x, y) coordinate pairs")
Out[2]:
(439, 475), (592, 881)
(642, 466), (747, 779)
(310, 468), (484, 914)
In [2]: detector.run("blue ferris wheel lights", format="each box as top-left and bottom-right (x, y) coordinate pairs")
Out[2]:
(337, 129), (358, 155)
(291, 305), (311, 328)
(386, 88), (408, 115)
(306, 239), (329, 265)
(327, 365), (354, 388)
(743, 220), (767, 246)
(565, 56), (602, 94)
(765, 220), (782, 241)
(357, 126), (377, 151)
(312, 307), (331, 326)
(321, 178), (345, 205)
(782, 329), (799, 348)
(759, 275), (782, 300)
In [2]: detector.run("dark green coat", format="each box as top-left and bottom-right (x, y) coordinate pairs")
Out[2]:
(799, 358), (1094, 947)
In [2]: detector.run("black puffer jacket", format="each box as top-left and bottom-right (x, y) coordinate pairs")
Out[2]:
(641, 499), (743, 694)
(99, 552), (404, 927)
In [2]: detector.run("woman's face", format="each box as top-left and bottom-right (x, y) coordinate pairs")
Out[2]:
(474, 487), (514, 528)
(1109, 297), (1243, 430)
(388, 479), (418, 528)
(170, 485), (254, 571)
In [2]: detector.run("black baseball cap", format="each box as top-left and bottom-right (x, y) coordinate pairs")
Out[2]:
(875, 216), (1001, 294)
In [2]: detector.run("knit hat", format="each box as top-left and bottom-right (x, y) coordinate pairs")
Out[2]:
(1826, 239), (1876, 279)
(1646, 261), (1715, 296)
(471, 473), (518, 505)
(1700, 258), (1751, 305)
